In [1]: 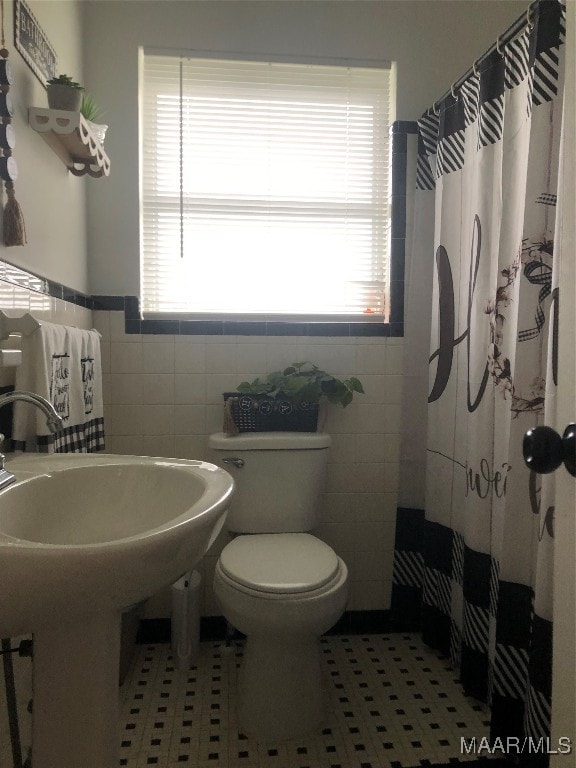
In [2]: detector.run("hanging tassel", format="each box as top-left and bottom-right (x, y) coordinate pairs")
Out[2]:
(223, 396), (239, 435)
(3, 182), (26, 246)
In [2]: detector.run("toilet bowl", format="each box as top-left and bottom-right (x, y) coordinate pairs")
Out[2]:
(209, 432), (348, 741)
(213, 533), (348, 740)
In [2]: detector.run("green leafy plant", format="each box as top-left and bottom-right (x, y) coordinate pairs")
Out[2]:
(47, 74), (84, 90)
(237, 362), (364, 408)
(80, 92), (104, 122)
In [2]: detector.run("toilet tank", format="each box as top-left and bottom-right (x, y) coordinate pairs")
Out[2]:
(208, 432), (331, 533)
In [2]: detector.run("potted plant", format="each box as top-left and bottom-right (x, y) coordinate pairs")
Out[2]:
(81, 92), (107, 145)
(46, 74), (84, 111)
(223, 361), (364, 434)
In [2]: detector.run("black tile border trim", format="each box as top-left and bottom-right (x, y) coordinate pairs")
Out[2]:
(95, 306), (406, 338)
(1, 121), (417, 339)
(137, 610), (393, 645)
(391, 120), (419, 135)
(387, 119), (418, 335)
(0, 258), (95, 310)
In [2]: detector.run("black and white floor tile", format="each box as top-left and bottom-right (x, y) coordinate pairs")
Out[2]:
(119, 633), (491, 768)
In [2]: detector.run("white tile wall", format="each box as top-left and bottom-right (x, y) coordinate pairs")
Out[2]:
(94, 311), (403, 618)
(0, 290), (94, 331)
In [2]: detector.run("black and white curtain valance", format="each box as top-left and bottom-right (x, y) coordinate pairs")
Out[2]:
(416, 0), (565, 190)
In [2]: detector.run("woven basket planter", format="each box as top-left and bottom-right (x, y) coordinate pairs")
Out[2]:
(223, 393), (319, 434)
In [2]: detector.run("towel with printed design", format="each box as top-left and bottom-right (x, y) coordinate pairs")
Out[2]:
(13, 322), (105, 453)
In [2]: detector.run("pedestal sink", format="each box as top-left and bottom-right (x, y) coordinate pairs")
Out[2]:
(0, 453), (234, 768)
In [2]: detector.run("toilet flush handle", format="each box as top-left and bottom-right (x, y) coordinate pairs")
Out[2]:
(222, 457), (245, 469)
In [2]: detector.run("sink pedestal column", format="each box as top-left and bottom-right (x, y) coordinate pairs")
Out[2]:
(32, 610), (121, 768)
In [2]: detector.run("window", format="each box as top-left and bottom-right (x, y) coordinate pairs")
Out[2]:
(141, 54), (393, 320)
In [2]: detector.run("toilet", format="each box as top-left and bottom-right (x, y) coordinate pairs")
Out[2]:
(209, 431), (348, 741)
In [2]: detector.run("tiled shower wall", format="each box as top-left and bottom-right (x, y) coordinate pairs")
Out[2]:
(93, 310), (403, 618)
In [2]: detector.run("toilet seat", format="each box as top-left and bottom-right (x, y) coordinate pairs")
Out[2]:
(218, 533), (341, 596)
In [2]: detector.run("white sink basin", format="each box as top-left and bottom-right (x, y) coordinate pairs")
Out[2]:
(0, 452), (234, 768)
(0, 453), (233, 637)
(2, 460), (221, 544)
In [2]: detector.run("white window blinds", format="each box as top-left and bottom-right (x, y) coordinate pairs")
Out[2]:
(141, 54), (392, 318)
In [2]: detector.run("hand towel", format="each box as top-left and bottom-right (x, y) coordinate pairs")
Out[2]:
(13, 323), (105, 453)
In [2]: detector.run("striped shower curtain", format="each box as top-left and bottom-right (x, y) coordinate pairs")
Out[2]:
(392, 0), (565, 758)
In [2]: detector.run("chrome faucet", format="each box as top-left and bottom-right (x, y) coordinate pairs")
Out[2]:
(0, 392), (64, 489)
(0, 391), (64, 434)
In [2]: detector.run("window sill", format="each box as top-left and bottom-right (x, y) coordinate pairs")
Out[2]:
(92, 298), (404, 337)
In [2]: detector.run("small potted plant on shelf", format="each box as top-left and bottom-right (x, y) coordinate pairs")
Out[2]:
(46, 74), (84, 111)
(81, 92), (107, 145)
(223, 361), (364, 434)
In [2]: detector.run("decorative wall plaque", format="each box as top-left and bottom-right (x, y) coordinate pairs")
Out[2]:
(3, 0), (26, 244)
(14, 0), (56, 86)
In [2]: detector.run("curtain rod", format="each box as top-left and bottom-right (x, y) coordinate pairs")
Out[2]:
(434, 0), (541, 109)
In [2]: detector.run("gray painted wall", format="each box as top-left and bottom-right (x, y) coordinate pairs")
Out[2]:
(83, 0), (526, 297)
(4, 0), (87, 291)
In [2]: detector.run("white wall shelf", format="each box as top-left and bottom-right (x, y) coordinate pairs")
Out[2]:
(28, 107), (110, 178)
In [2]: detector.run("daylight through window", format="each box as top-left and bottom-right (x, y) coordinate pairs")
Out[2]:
(141, 54), (393, 319)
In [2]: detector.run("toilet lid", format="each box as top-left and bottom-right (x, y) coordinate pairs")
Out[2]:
(219, 533), (340, 594)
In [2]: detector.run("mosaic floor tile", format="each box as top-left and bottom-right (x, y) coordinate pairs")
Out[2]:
(119, 633), (491, 768)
